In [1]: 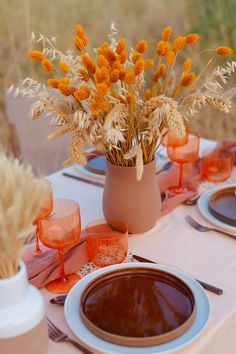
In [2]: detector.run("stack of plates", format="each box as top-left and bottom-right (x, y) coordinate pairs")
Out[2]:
(64, 263), (210, 353)
(198, 184), (236, 235)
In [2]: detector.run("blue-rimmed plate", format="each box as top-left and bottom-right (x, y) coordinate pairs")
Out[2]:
(65, 263), (210, 354)
(198, 184), (236, 235)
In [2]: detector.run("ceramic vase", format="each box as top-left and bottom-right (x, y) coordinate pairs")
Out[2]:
(0, 262), (48, 354)
(103, 159), (161, 233)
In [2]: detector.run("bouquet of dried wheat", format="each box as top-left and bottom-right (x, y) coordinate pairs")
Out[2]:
(14, 24), (235, 180)
(0, 155), (50, 279)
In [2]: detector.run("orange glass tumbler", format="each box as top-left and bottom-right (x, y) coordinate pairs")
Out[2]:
(201, 148), (234, 182)
(39, 198), (81, 294)
(86, 219), (128, 267)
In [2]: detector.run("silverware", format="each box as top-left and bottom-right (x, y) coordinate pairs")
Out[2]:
(47, 317), (93, 354)
(183, 194), (201, 206)
(62, 172), (104, 188)
(133, 254), (223, 295)
(50, 295), (67, 305)
(156, 161), (173, 175)
(185, 215), (236, 241)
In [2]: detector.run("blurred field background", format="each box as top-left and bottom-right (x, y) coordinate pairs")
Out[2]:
(0, 0), (235, 172)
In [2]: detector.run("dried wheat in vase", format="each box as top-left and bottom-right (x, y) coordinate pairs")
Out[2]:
(14, 24), (235, 180)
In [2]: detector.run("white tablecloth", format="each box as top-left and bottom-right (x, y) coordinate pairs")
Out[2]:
(44, 138), (236, 354)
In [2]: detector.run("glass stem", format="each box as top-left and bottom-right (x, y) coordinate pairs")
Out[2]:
(35, 222), (42, 253)
(58, 248), (66, 282)
(178, 162), (184, 189)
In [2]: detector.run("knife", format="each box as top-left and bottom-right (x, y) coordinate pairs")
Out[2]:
(133, 254), (223, 295)
(62, 172), (104, 188)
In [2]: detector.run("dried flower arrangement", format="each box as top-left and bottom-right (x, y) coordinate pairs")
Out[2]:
(14, 24), (235, 180)
(0, 155), (49, 279)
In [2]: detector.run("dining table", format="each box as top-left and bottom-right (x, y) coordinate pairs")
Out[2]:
(41, 137), (236, 354)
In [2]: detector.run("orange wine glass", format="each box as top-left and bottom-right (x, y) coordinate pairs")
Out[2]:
(33, 179), (53, 254)
(161, 128), (189, 148)
(86, 219), (128, 267)
(167, 134), (199, 194)
(39, 198), (81, 294)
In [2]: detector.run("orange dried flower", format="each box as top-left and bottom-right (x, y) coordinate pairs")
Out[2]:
(119, 68), (127, 81)
(126, 92), (135, 106)
(125, 69), (135, 85)
(59, 77), (70, 85)
(47, 78), (59, 88)
(144, 89), (152, 100)
(215, 46), (233, 56)
(82, 36), (89, 46)
(78, 69), (89, 82)
(119, 51), (127, 64)
(93, 93), (102, 103)
(166, 50), (175, 65)
(27, 50), (44, 62)
(81, 54), (96, 74)
(186, 33), (199, 44)
(131, 51), (142, 64)
(116, 38), (126, 55)
(42, 58), (53, 72)
(90, 101), (100, 116)
(183, 58), (192, 71)
(162, 26), (172, 41)
(145, 58), (154, 69)
(112, 61), (121, 70)
(180, 72), (196, 87)
(110, 69), (120, 83)
(152, 63), (166, 82)
(59, 60), (69, 72)
(75, 24), (85, 38)
(136, 40), (148, 53)
(98, 54), (110, 68)
(101, 47), (116, 64)
(100, 100), (110, 112)
(58, 84), (72, 96)
(134, 59), (145, 76)
(74, 36), (85, 51)
(95, 67), (109, 83)
(74, 85), (90, 101)
(172, 36), (186, 52)
(97, 83), (108, 96)
(156, 40), (167, 56)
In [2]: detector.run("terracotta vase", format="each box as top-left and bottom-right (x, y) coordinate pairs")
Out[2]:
(102, 159), (161, 234)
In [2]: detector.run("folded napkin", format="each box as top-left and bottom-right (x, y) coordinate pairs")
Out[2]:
(22, 231), (88, 288)
(158, 160), (200, 216)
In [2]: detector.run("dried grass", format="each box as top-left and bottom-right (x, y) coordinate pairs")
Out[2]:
(0, 154), (50, 279)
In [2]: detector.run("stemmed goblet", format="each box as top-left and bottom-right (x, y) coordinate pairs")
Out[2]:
(39, 198), (81, 294)
(167, 134), (199, 194)
(33, 179), (53, 254)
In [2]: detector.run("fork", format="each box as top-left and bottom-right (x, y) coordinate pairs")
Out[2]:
(47, 318), (93, 354)
(185, 215), (236, 240)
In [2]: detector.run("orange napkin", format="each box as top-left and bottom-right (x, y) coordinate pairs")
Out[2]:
(157, 160), (200, 216)
(22, 231), (88, 288)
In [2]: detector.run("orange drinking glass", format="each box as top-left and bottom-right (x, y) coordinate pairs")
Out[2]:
(33, 179), (53, 254)
(201, 148), (234, 182)
(86, 219), (128, 267)
(161, 129), (189, 148)
(39, 198), (81, 293)
(167, 134), (199, 194)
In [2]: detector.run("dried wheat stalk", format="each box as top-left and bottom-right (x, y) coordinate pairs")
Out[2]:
(0, 154), (50, 279)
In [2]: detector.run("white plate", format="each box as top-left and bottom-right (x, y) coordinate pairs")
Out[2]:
(198, 184), (236, 235)
(65, 263), (210, 354)
(75, 164), (106, 182)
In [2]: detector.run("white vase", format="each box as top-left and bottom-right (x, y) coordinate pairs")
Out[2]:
(0, 261), (48, 354)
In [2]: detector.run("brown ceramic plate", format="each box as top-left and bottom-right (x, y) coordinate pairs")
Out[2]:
(85, 152), (106, 175)
(80, 267), (196, 347)
(208, 186), (236, 226)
